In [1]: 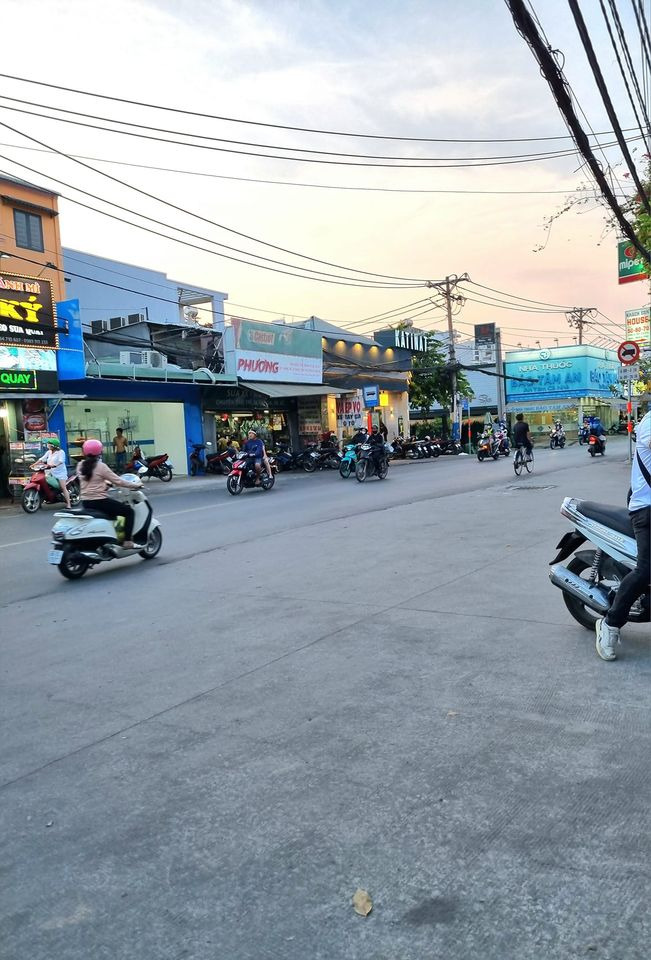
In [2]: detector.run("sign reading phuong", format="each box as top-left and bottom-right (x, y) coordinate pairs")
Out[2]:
(232, 318), (322, 383)
(0, 273), (57, 349)
(504, 347), (620, 403)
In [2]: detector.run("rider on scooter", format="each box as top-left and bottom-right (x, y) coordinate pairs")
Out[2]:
(76, 439), (141, 549)
(32, 437), (71, 509)
(369, 424), (387, 472)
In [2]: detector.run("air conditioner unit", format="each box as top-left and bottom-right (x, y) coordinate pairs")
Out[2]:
(109, 316), (127, 330)
(127, 313), (145, 325)
(91, 319), (110, 334)
(119, 350), (166, 368)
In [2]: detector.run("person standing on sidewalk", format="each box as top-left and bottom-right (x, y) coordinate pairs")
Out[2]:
(595, 410), (651, 661)
(113, 428), (128, 472)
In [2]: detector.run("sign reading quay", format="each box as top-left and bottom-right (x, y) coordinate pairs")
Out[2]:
(617, 341), (640, 365)
(0, 369), (38, 389)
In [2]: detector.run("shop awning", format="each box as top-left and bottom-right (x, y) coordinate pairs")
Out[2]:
(239, 381), (347, 399)
(0, 392), (86, 400)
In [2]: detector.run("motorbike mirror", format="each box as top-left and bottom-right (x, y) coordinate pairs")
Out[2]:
(206, 441), (212, 446)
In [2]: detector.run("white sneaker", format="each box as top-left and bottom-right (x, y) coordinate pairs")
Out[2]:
(595, 619), (620, 661)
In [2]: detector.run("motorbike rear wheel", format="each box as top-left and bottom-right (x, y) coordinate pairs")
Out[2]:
(302, 458), (316, 473)
(339, 460), (353, 479)
(59, 548), (90, 580)
(158, 465), (173, 482)
(563, 554), (605, 630)
(227, 475), (243, 495)
(21, 488), (42, 513)
(355, 460), (368, 482)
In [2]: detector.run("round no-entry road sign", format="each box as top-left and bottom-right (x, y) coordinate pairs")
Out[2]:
(617, 340), (640, 364)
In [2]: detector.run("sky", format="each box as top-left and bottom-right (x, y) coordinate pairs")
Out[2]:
(1, 0), (650, 350)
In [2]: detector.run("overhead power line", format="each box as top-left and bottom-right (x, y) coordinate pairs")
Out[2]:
(0, 122), (429, 287)
(504, 0), (651, 262)
(0, 72), (640, 144)
(567, 0), (650, 213)
(598, 0), (651, 152)
(0, 140), (625, 197)
(0, 99), (637, 169)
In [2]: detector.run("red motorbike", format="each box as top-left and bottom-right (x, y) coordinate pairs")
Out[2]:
(206, 447), (237, 475)
(125, 450), (173, 481)
(22, 469), (81, 513)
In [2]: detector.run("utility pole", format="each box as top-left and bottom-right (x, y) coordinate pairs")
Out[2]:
(565, 306), (596, 344)
(429, 273), (469, 439)
(566, 306), (596, 436)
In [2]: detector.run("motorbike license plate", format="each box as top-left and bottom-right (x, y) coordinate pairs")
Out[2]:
(47, 549), (63, 565)
(310, 451), (319, 458)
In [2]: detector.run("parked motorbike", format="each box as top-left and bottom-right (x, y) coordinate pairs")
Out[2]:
(578, 425), (590, 445)
(206, 447), (237, 475)
(226, 452), (275, 495)
(476, 431), (500, 462)
(339, 443), (359, 478)
(272, 442), (300, 472)
(136, 452), (173, 481)
(549, 427), (566, 450)
(436, 437), (463, 455)
(549, 496), (649, 630)
(588, 432), (606, 457)
(423, 437), (441, 458)
(48, 476), (162, 579)
(355, 443), (389, 482)
(391, 436), (407, 459)
(22, 467), (81, 513)
(189, 441), (209, 475)
(298, 442), (341, 472)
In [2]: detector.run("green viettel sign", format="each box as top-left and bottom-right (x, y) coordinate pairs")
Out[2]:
(618, 240), (649, 285)
(0, 369), (37, 389)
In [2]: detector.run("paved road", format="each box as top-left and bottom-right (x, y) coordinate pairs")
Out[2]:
(2, 439), (650, 960)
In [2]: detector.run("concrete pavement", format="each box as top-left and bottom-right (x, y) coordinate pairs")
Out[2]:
(2, 439), (650, 960)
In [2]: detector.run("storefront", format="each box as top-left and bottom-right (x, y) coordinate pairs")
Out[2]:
(0, 272), (65, 496)
(503, 345), (621, 438)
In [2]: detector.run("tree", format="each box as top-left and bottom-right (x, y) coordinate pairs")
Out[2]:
(408, 333), (473, 415)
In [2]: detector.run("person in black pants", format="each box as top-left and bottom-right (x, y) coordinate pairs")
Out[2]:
(76, 439), (141, 548)
(596, 410), (651, 661)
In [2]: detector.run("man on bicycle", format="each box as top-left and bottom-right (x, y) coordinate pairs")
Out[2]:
(513, 413), (533, 456)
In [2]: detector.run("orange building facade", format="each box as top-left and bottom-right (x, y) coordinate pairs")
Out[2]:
(0, 174), (64, 300)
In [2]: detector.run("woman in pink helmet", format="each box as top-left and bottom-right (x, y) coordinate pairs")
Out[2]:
(76, 439), (140, 549)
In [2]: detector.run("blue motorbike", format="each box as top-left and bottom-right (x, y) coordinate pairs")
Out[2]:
(339, 443), (359, 479)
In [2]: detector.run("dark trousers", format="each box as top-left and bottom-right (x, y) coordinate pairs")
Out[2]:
(82, 497), (135, 540)
(606, 507), (651, 628)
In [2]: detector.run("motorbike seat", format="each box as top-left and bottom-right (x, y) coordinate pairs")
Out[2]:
(577, 500), (634, 538)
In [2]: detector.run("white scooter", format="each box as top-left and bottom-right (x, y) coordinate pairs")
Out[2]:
(48, 474), (163, 579)
(549, 496), (648, 629)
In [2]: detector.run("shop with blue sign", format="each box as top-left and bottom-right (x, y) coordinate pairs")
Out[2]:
(504, 346), (622, 437)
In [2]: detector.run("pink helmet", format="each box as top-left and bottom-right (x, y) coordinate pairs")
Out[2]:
(82, 438), (103, 456)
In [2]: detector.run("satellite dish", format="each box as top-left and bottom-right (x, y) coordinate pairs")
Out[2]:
(184, 307), (199, 321)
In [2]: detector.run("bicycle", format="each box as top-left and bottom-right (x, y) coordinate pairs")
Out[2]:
(513, 444), (534, 476)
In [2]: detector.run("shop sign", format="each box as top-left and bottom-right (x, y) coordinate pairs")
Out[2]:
(618, 241), (649, 285)
(504, 349), (620, 402)
(374, 326), (430, 353)
(336, 392), (364, 430)
(624, 306), (651, 345)
(0, 369), (37, 389)
(232, 318), (322, 383)
(0, 273), (57, 349)
(363, 384), (379, 407)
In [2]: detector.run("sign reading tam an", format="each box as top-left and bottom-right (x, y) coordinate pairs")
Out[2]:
(618, 240), (649, 285)
(232, 318), (322, 383)
(0, 273), (57, 349)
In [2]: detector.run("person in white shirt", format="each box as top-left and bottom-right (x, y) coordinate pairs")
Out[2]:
(596, 410), (651, 660)
(32, 437), (71, 509)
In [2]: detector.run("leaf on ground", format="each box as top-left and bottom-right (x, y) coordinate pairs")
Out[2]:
(352, 888), (373, 916)
(446, 710), (459, 717)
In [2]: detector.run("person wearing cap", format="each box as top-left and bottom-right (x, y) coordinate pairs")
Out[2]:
(32, 436), (71, 509)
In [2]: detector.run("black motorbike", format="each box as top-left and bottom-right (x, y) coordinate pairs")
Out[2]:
(355, 443), (389, 482)
(437, 437), (462, 455)
(298, 441), (341, 472)
(272, 442), (299, 472)
(549, 429), (566, 450)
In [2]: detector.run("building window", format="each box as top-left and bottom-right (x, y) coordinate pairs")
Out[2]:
(13, 209), (44, 252)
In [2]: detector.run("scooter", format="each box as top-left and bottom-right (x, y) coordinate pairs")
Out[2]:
(549, 496), (648, 630)
(22, 467), (81, 513)
(137, 452), (173, 481)
(476, 431), (500, 462)
(549, 428), (566, 450)
(588, 432), (606, 457)
(355, 443), (389, 482)
(206, 447), (237, 475)
(48, 477), (163, 579)
(339, 442), (359, 478)
(226, 452), (275, 495)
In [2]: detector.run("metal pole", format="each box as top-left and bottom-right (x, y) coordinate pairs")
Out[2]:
(627, 375), (633, 463)
(495, 328), (505, 422)
(445, 276), (458, 440)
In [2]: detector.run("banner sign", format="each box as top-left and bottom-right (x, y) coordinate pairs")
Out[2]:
(504, 346), (620, 402)
(336, 392), (364, 430)
(474, 322), (496, 345)
(232, 318), (322, 383)
(625, 306), (651, 345)
(618, 241), (649, 285)
(374, 326), (430, 352)
(0, 273), (57, 349)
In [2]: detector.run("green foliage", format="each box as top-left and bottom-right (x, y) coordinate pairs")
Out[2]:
(408, 333), (474, 413)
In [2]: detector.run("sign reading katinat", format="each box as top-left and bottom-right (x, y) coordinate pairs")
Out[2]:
(374, 327), (430, 353)
(0, 273), (57, 350)
(231, 318), (322, 383)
